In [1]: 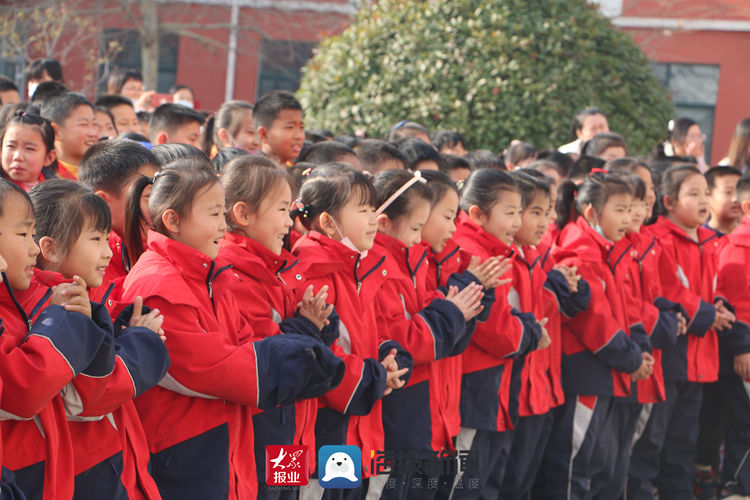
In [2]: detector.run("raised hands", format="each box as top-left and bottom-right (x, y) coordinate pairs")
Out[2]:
(130, 296), (166, 342)
(467, 255), (512, 289)
(445, 283), (484, 321)
(553, 264), (582, 293)
(381, 348), (410, 396)
(298, 285), (334, 331)
(50, 276), (92, 318)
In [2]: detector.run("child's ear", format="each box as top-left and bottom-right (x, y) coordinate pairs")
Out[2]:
(42, 148), (57, 167)
(317, 212), (337, 239)
(582, 204), (596, 224)
(376, 213), (391, 233)
(38, 236), (61, 265)
(662, 194), (675, 212)
(155, 132), (169, 146)
(467, 205), (485, 225)
(50, 122), (62, 141)
(231, 201), (250, 227)
(94, 190), (111, 204)
(256, 126), (267, 143)
(741, 199), (750, 216)
(161, 209), (180, 234)
(217, 128), (231, 149)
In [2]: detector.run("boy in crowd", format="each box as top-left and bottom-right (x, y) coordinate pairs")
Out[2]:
(299, 140), (361, 169)
(0, 77), (20, 105)
(353, 139), (407, 174)
(706, 166), (742, 237)
(41, 92), (98, 179)
(96, 95), (140, 135)
(253, 90), (305, 166)
(149, 103), (204, 149)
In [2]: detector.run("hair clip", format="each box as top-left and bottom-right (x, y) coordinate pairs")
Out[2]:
(294, 197), (309, 218)
(590, 168), (608, 176)
(302, 167), (312, 177)
(393, 120), (408, 130)
(456, 179), (465, 191)
(667, 119), (675, 132)
(151, 170), (164, 184)
(376, 170), (427, 215)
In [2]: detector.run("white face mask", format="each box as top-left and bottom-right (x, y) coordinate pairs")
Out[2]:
(590, 213), (612, 243)
(174, 99), (194, 109)
(330, 217), (368, 258)
(27, 82), (38, 99)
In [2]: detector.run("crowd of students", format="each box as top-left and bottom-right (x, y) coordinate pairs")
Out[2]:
(1, 58), (750, 500)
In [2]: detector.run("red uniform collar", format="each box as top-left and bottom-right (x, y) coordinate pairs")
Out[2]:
(222, 231), (298, 283)
(652, 216), (718, 246)
(455, 211), (515, 258)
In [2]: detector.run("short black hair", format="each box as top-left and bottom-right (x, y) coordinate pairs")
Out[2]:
(431, 130), (466, 152)
(95, 94), (135, 111)
(150, 143), (209, 166)
(40, 92), (93, 125)
(439, 153), (471, 173)
(107, 68), (142, 94)
(0, 76), (18, 93)
(25, 59), (64, 82)
(169, 84), (193, 96)
(353, 139), (405, 173)
(149, 103), (204, 142)
(536, 149), (574, 177)
(253, 90), (302, 130)
(568, 155), (605, 180)
(79, 139), (158, 194)
(30, 81), (68, 102)
(387, 121), (429, 143)
(117, 131), (150, 143)
(397, 137), (440, 170)
(736, 174), (750, 205)
(211, 147), (248, 174)
(705, 166), (742, 191)
(299, 141), (356, 164)
(465, 149), (505, 170)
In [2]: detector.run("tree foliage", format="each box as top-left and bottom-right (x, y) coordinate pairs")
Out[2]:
(297, 0), (673, 154)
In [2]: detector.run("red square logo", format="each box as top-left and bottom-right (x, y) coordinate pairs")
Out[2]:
(265, 445), (309, 486)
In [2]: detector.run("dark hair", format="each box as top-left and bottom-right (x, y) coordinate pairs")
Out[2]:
(660, 164), (703, 210)
(25, 59), (64, 83)
(510, 170), (551, 210)
(94, 106), (116, 131)
(299, 141), (356, 165)
(308, 128), (334, 140)
(568, 155), (605, 181)
(334, 134), (360, 149)
(438, 153), (471, 175)
(107, 68), (143, 95)
(211, 147), (248, 173)
(29, 179), (111, 265)
(170, 84), (193, 97)
(608, 171), (646, 200)
(0, 76), (18, 95)
(136, 110), (151, 124)
(30, 81), (67, 103)
(570, 106), (607, 141)
(419, 169), (459, 206)
(727, 118), (750, 172)
(536, 149), (574, 177)
(124, 159), (219, 261)
(150, 143), (209, 166)
(149, 103), (204, 142)
(353, 139), (406, 173)
(373, 169), (433, 220)
(287, 162), (316, 196)
(40, 92), (93, 125)
(581, 132), (627, 158)
(431, 130), (467, 153)
(397, 137), (440, 170)
(297, 163), (376, 231)
(460, 168), (520, 214)
(387, 121), (429, 143)
(506, 142), (538, 167)
(669, 118), (698, 147)
(305, 132), (329, 144)
(0, 110), (58, 179)
(528, 159), (564, 180)
(556, 171), (632, 229)
(222, 155), (291, 231)
(117, 131), (151, 144)
(0, 178), (34, 219)
(95, 94), (135, 111)
(705, 166), (741, 191)
(253, 90), (302, 130)
(201, 100), (253, 154)
(0, 103), (37, 129)
(736, 174), (750, 205)
(465, 149), (505, 170)
(79, 139), (158, 194)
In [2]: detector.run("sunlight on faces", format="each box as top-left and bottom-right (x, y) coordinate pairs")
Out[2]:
(54, 222), (113, 289)
(2, 124), (56, 185)
(440, 144), (467, 157)
(447, 168), (471, 183)
(627, 199), (647, 234)
(378, 197), (431, 249)
(709, 174), (741, 223)
(634, 166), (656, 219)
(666, 173), (710, 230)
(120, 79), (143, 101)
(584, 192), (632, 242)
(578, 113), (609, 142)
(163, 181), (227, 259)
(470, 190), (522, 246)
(599, 146), (626, 162)
(261, 109), (305, 164)
(95, 111), (117, 140)
(515, 191), (551, 247)
(321, 189), (377, 252)
(421, 189), (459, 253)
(237, 180), (293, 255)
(0, 192), (39, 290)
(222, 113), (261, 152)
(57, 105), (98, 162)
(679, 124), (706, 159)
(110, 104), (139, 134)
(166, 122), (202, 149)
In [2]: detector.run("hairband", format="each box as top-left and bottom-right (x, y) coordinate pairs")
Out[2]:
(590, 168), (608, 176)
(376, 170), (427, 215)
(151, 170), (164, 184)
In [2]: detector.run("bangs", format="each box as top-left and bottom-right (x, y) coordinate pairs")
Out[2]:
(81, 193), (112, 234)
(349, 177), (377, 208)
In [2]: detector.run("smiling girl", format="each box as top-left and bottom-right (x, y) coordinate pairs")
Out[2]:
(1, 111), (58, 191)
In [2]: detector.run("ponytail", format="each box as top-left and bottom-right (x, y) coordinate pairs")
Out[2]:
(555, 180), (580, 229)
(124, 174), (154, 263)
(201, 115), (216, 155)
(556, 171), (631, 230)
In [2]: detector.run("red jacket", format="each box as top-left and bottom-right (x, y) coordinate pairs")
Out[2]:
(0, 274), (109, 500)
(453, 212), (541, 432)
(104, 231), (130, 283)
(649, 216), (721, 382)
(29, 269), (168, 499)
(552, 218), (643, 397)
(292, 231), (409, 478)
(373, 233), (467, 452)
(123, 231), (344, 498)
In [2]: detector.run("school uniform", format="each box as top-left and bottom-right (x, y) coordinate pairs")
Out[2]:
(0, 273), (110, 500)
(104, 231), (131, 283)
(628, 216), (724, 500)
(292, 231), (412, 500)
(219, 232), (340, 499)
(497, 242), (590, 499)
(29, 269), (170, 500)
(123, 231), (345, 500)
(714, 216), (750, 496)
(451, 212), (541, 499)
(537, 218), (643, 500)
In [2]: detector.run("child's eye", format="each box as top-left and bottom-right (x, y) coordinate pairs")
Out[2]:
(91, 236), (101, 241)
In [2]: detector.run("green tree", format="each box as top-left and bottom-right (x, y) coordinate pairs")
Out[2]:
(297, 0), (673, 154)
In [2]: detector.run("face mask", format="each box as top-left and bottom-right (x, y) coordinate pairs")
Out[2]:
(27, 82), (38, 99)
(590, 213), (612, 243)
(330, 217), (368, 258)
(174, 99), (194, 109)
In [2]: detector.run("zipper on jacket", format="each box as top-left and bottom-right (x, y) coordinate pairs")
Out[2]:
(206, 262), (234, 306)
(2, 272), (32, 330)
(355, 255), (386, 295)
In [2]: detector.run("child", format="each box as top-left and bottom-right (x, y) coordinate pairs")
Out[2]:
(299, 141), (361, 170)
(121, 160), (344, 499)
(0, 76), (20, 105)
(78, 140), (160, 281)
(40, 92), (98, 179)
(705, 166), (742, 236)
(201, 100), (260, 156)
(387, 121), (431, 144)
(292, 163), (412, 500)
(0, 179), (111, 499)
(397, 137), (440, 171)
(253, 90), (305, 166)
(540, 171), (653, 499)
(628, 165), (736, 499)
(372, 169), (491, 499)
(438, 154), (472, 183)
(95, 95), (139, 135)
(582, 133), (628, 162)
(217, 155), (340, 498)
(451, 168), (545, 498)
(29, 178), (170, 500)
(431, 130), (468, 157)
(504, 142), (538, 170)
(497, 171), (590, 499)
(148, 103), (204, 149)
(714, 175), (750, 498)
(1, 111), (58, 190)
(352, 139), (407, 174)
(94, 106), (117, 140)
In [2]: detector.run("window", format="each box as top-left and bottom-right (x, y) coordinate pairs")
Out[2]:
(0, 36), (25, 89)
(257, 39), (315, 99)
(651, 62), (720, 160)
(97, 29), (179, 95)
